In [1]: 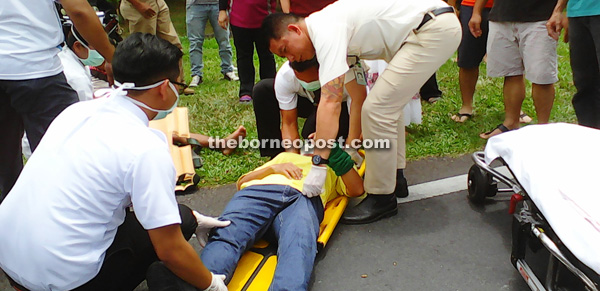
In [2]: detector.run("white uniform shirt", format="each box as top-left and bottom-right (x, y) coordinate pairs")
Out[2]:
(58, 47), (94, 101)
(305, 0), (448, 85)
(274, 61), (352, 110)
(0, 94), (181, 291)
(0, 0), (64, 80)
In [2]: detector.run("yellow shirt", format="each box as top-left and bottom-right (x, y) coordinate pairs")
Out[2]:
(238, 152), (348, 205)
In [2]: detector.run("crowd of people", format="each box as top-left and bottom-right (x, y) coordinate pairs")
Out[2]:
(0, 0), (598, 290)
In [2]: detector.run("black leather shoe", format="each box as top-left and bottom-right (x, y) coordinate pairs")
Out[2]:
(393, 169), (409, 198)
(341, 193), (397, 225)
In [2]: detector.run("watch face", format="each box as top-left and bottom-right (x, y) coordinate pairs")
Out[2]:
(312, 155), (321, 165)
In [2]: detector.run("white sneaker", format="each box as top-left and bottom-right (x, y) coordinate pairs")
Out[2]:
(224, 71), (239, 81)
(189, 75), (202, 87)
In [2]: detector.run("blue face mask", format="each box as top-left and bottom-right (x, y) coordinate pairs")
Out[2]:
(71, 25), (105, 67)
(115, 80), (180, 120)
(80, 48), (105, 67)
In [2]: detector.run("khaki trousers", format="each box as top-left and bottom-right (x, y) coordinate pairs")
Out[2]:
(120, 0), (184, 80)
(362, 13), (461, 194)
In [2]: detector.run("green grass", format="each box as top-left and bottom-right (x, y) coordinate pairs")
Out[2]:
(157, 0), (576, 187)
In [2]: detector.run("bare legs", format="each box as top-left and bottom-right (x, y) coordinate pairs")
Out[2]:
(480, 75), (554, 139)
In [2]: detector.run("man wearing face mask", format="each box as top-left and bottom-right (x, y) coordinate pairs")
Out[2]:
(0, 33), (228, 291)
(60, 25), (106, 102)
(252, 58), (366, 161)
(22, 25), (106, 159)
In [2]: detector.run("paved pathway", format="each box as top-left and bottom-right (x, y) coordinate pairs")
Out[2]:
(0, 153), (532, 291)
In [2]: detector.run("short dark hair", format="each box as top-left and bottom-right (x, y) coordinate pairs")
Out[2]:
(262, 12), (303, 41)
(65, 24), (88, 50)
(112, 33), (182, 87)
(289, 56), (319, 72)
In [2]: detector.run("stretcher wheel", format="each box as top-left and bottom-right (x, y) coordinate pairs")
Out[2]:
(467, 164), (496, 203)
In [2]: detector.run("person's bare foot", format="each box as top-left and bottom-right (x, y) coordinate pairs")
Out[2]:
(222, 125), (247, 155)
(451, 112), (473, 123)
(519, 112), (533, 123)
(479, 123), (514, 139)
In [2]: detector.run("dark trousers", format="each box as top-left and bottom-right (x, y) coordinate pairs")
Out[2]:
(419, 73), (442, 100)
(569, 15), (600, 129)
(252, 79), (350, 158)
(230, 25), (276, 97)
(6, 205), (197, 291)
(0, 73), (78, 201)
(74, 204), (197, 290)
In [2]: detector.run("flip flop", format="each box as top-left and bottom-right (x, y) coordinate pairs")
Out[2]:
(451, 112), (472, 123)
(519, 113), (532, 123)
(480, 123), (512, 139)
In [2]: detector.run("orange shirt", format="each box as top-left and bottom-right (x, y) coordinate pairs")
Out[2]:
(461, 0), (494, 8)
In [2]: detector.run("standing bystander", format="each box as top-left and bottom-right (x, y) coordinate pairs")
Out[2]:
(186, 0), (238, 88)
(547, 0), (600, 129)
(0, 0), (115, 201)
(470, 0), (558, 138)
(218, 0), (277, 102)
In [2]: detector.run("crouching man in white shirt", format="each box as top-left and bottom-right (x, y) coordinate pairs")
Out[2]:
(0, 33), (229, 291)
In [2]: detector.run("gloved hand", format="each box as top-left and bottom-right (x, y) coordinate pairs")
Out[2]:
(203, 273), (228, 291)
(344, 147), (364, 166)
(302, 165), (327, 198)
(192, 210), (231, 247)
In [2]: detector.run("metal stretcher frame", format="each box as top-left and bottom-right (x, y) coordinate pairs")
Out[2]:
(227, 152), (366, 291)
(469, 151), (600, 291)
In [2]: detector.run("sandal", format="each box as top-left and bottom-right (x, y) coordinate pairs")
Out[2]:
(451, 112), (472, 123)
(519, 113), (533, 123)
(480, 123), (512, 139)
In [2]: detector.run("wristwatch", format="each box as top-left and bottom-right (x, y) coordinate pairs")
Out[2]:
(311, 155), (329, 166)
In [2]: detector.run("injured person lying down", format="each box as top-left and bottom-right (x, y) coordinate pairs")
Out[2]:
(149, 145), (364, 291)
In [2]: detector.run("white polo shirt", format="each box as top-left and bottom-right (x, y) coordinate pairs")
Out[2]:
(274, 61), (352, 110)
(0, 0), (64, 80)
(0, 94), (181, 290)
(305, 0), (448, 85)
(58, 47), (94, 101)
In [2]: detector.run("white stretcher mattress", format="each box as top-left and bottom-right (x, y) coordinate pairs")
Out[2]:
(484, 123), (600, 275)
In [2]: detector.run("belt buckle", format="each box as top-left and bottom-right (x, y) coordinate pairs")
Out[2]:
(427, 10), (436, 20)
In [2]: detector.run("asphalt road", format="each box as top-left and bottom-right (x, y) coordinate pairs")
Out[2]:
(0, 154), (532, 291)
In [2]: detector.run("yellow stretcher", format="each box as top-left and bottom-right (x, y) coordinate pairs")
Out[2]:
(149, 107), (201, 192)
(227, 154), (366, 291)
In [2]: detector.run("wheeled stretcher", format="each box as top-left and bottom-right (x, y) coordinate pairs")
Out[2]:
(149, 107), (202, 192)
(467, 123), (600, 291)
(227, 152), (366, 291)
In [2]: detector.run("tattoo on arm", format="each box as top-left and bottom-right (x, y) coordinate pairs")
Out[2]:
(321, 76), (344, 101)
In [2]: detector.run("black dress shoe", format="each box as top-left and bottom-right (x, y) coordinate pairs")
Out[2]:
(393, 169), (409, 198)
(341, 193), (397, 225)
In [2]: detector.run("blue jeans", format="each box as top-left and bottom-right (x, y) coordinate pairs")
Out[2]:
(201, 184), (324, 291)
(186, 3), (233, 77)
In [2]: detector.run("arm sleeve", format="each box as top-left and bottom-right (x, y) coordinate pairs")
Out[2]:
(219, 0), (229, 10)
(274, 63), (302, 110)
(127, 145), (181, 230)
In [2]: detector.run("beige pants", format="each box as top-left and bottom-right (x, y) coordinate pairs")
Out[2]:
(362, 13), (462, 194)
(120, 0), (185, 80)
(120, 0), (182, 49)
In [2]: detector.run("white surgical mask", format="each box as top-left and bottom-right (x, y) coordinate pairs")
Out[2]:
(114, 80), (179, 120)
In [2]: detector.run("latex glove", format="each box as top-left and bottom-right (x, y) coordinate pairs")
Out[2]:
(204, 273), (227, 291)
(192, 210), (231, 247)
(302, 165), (327, 198)
(345, 147), (363, 166)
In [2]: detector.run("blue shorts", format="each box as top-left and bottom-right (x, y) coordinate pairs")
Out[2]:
(457, 5), (491, 68)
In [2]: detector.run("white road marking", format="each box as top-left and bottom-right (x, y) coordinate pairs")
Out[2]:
(399, 166), (511, 204)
